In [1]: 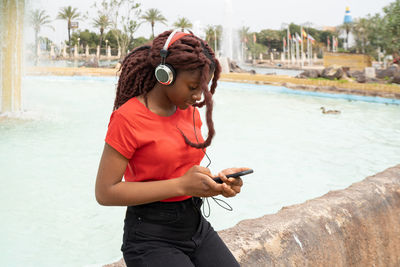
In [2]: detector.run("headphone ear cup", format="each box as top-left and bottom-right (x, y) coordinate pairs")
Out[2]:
(155, 64), (176, 85)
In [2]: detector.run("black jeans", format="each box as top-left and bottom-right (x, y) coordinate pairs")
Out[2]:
(121, 197), (240, 267)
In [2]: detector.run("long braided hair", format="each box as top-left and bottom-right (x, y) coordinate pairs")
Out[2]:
(114, 30), (222, 149)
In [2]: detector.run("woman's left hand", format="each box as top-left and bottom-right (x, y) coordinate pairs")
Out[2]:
(216, 167), (249, 198)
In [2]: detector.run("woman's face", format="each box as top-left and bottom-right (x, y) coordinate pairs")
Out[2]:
(165, 68), (212, 110)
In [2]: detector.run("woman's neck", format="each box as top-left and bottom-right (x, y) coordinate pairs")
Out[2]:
(137, 84), (176, 117)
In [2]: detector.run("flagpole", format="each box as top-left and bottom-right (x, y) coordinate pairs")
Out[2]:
(287, 26), (290, 66)
(307, 34), (310, 66)
(300, 26), (304, 68)
(296, 36), (299, 66)
(292, 35), (295, 65)
(282, 37), (285, 63)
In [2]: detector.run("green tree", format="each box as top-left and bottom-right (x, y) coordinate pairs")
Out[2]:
(383, 0), (400, 54)
(29, 9), (53, 57)
(204, 25), (222, 52)
(141, 8), (167, 39)
(131, 36), (149, 50)
(71, 30), (99, 49)
(352, 17), (370, 53)
(247, 42), (268, 60)
(238, 26), (250, 43)
(257, 29), (284, 52)
(93, 14), (111, 53)
(173, 17), (192, 31)
(103, 0), (141, 58)
(57, 6), (82, 55)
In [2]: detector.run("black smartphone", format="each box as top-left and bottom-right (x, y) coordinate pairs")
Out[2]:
(213, 169), (254, 184)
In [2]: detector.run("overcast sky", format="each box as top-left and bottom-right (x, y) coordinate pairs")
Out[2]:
(26, 0), (394, 45)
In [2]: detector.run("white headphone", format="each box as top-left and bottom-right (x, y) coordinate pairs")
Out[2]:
(154, 29), (192, 85)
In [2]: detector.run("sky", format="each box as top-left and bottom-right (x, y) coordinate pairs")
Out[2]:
(26, 0), (394, 46)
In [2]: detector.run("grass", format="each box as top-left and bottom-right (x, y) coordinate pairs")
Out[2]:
(309, 77), (349, 83)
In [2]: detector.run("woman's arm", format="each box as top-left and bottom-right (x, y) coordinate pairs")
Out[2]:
(95, 143), (227, 206)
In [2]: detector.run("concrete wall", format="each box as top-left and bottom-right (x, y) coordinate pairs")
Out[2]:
(105, 164), (400, 267)
(324, 52), (372, 70)
(219, 164), (400, 266)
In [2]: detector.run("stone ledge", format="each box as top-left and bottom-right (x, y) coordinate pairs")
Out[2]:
(219, 164), (400, 266)
(105, 164), (400, 267)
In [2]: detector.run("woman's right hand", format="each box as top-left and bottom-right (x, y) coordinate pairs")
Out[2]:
(179, 165), (224, 197)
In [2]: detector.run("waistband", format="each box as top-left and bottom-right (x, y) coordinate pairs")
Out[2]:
(127, 197), (202, 212)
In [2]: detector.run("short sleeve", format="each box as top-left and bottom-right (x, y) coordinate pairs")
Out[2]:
(105, 111), (137, 159)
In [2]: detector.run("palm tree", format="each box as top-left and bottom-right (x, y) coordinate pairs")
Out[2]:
(93, 14), (111, 54)
(141, 8), (167, 39)
(29, 9), (53, 58)
(57, 6), (82, 55)
(173, 17), (192, 32)
(239, 26), (250, 43)
(204, 25), (221, 52)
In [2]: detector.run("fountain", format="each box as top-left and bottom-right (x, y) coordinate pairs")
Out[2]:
(0, 0), (24, 113)
(219, 0), (242, 73)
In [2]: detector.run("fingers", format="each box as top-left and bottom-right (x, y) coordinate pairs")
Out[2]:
(221, 167), (251, 176)
(196, 165), (212, 176)
(217, 172), (242, 197)
(221, 183), (237, 198)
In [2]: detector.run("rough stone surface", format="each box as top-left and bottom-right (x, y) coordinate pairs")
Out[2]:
(356, 74), (367, 83)
(229, 60), (256, 74)
(296, 69), (321, 79)
(321, 67), (344, 80)
(82, 57), (99, 68)
(104, 165), (400, 267)
(219, 164), (400, 267)
(376, 65), (400, 79)
(392, 73), (400, 84)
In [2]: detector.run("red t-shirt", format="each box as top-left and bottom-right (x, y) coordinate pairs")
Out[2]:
(105, 97), (205, 202)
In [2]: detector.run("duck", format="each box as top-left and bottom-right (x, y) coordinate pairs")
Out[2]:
(320, 107), (341, 114)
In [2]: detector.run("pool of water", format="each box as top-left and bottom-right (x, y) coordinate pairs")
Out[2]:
(1, 76), (400, 267)
(28, 59), (119, 68)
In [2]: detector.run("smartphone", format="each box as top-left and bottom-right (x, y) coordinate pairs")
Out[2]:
(213, 169), (254, 184)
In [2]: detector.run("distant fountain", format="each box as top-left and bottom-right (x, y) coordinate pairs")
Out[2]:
(220, 0), (242, 73)
(0, 0), (24, 113)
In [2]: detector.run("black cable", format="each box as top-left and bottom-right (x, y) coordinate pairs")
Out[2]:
(191, 108), (233, 217)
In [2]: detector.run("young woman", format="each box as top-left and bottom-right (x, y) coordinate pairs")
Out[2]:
(95, 30), (248, 267)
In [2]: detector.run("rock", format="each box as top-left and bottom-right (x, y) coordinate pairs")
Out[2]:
(391, 73), (400, 84)
(348, 70), (363, 79)
(228, 59), (257, 74)
(82, 57), (99, 68)
(376, 65), (400, 79)
(219, 164), (400, 267)
(296, 69), (321, 79)
(321, 67), (344, 80)
(356, 74), (367, 83)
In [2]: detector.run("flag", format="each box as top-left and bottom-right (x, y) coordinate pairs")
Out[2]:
(308, 34), (315, 44)
(327, 36), (330, 46)
(296, 33), (302, 43)
(253, 33), (257, 43)
(302, 29), (307, 38)
(289, 34), (292, 40)
(283, 37), (287, 47)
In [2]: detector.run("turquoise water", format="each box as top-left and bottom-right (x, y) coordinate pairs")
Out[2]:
(1, 76), (400, 266)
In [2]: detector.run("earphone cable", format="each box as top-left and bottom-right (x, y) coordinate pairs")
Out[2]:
(191, 108), (233, 217)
